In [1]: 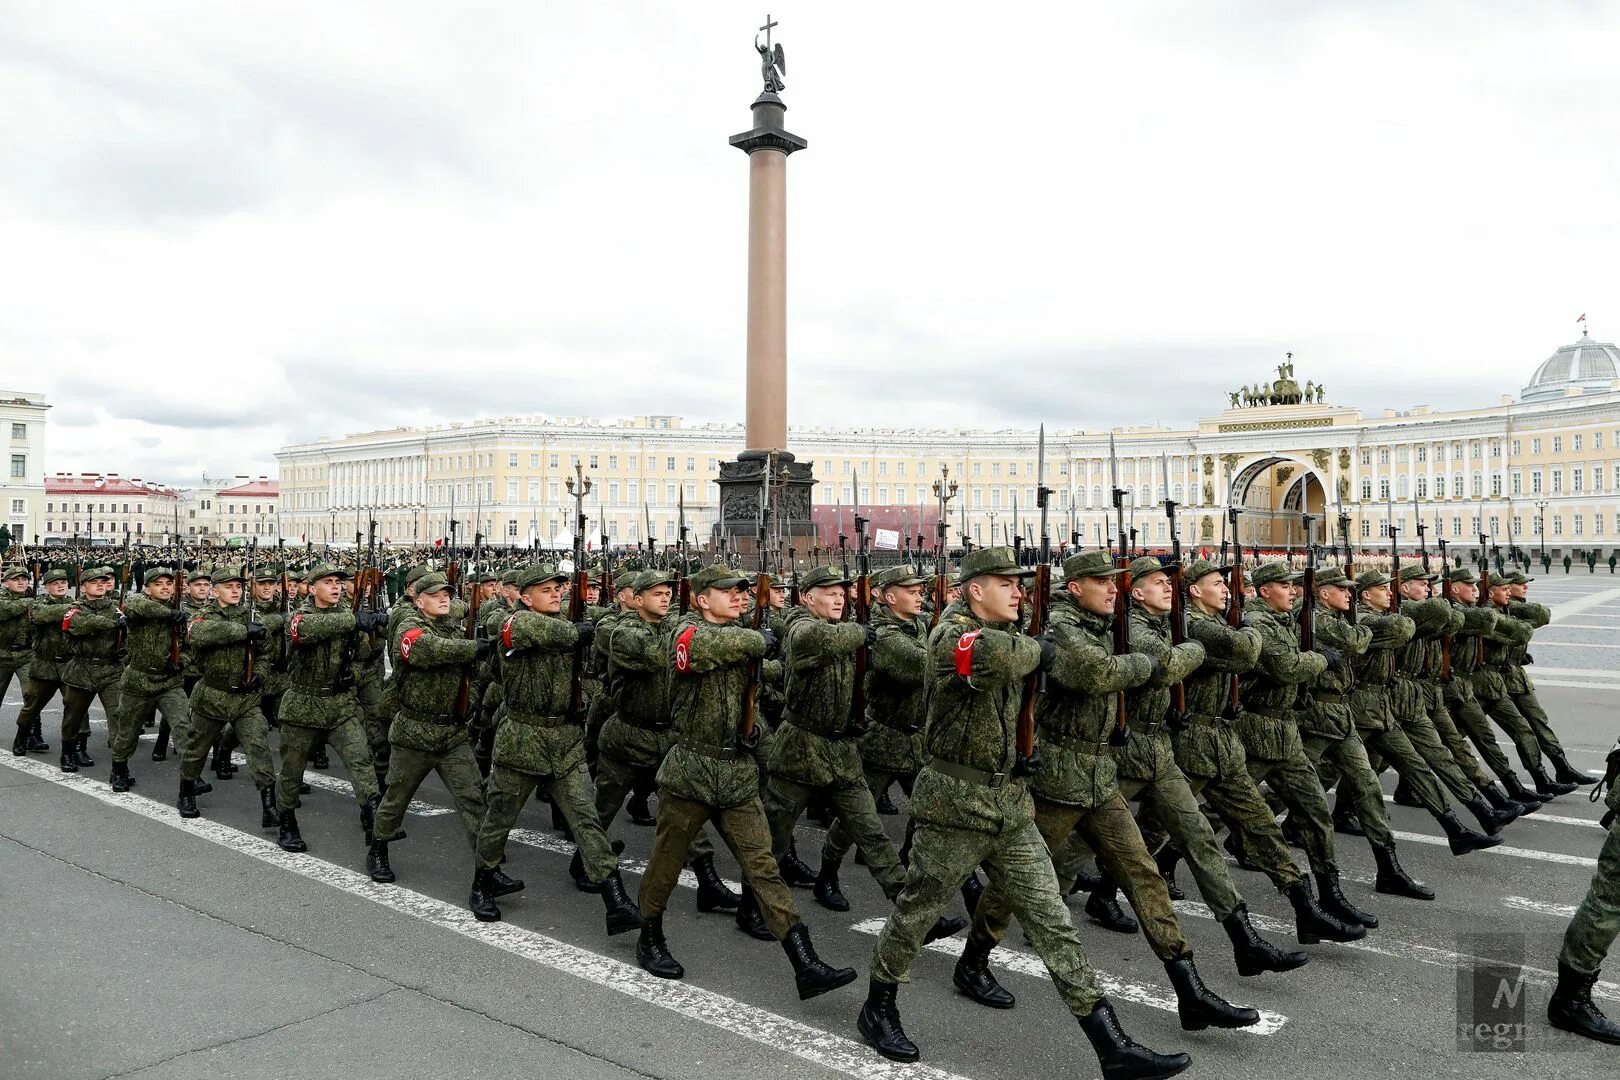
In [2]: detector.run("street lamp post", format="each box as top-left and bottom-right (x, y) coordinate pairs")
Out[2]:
(1536, 499), (1548, 561)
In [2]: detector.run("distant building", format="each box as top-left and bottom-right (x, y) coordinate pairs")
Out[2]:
(0, 391), (49, 546)
(43, 473), (179, 546)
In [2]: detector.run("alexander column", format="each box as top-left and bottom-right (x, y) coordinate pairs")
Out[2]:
(715, 15), (815, 558)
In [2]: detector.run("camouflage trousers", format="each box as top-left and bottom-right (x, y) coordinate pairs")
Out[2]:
(874, 813), (1106, 1015)
(15, 676), (62, 739)
(476, 760), (619, 880)
(1370, 709), (1482, 805)
(1239, 719), (1340, 875)
(1480, 691), (1546, 775)
(823, 767), (916, 866)
(259, 689), (284, 729)
(372, 741), (486, 854)
(1413, 683), (1494, 793)
(356, 674), (390, 779)
(113, 683), (188, 764)
(278, 720), (378, 814)
(637, 791), (799, 939)
(765, 775), (908, 900)
(1300, 730), (1393, 848)
(180, 704), (275, 789)
(1351, 722), (1451, 820)
(1510, 689), (1566, 760)
(0, 662), (26, 711)
(62, 684), (120, 747)
(1561, 819), (1620, 975)
(594, 747), (714, 860)
(1448, 692), (1519, 782)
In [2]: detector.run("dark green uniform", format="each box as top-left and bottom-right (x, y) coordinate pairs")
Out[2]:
(2, 577), (36, 750)
(61, 594), (124, 753)
(180, 597), (274, 791)
(276, 602), (380, 813)
(1391, 589), (1491, 799)
(114, 591), (188, 766)
(1446, 594), (1522, 783)
(16, 589), (74, 747)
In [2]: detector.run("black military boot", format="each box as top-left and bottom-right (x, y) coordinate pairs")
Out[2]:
(489, 865), (525, 897)
(1437, 808), (1503, 855)
(1314, 868), (1379, 928)
(110, 759), (133, 792)
(1502, 773), (1544, 812)
(1371, 843), (1435, 900)
(10, 726), (26, 756)
(1223, 832), (1263, 872)
(1284, 882), (1365, 944)
(570, 850), (603, 893)
(1085, 876), (1139, 935)
(74, 733), (94, 767)
(778, 842), (817, 887)
(468, 867), (501, 922)
(1549, 750), (1599, 786)
(360, 794), (381, 843)
(599, 871), (641, 936)
(1221, 904), (1309, 976)
(310, 740), (330, 770)
(1077, 997), (1192, 1080)
(1068, 861), (1103, 895)
(781, 923), (856, 1000)
(1155, 845), (1184, 901)
(858, 979), (919, 1061)
(924, 913), (968, 943)
(1530, 765), (1578, 798)
(875, 786), (898, 815)
(1164, 955), (1259, 1030)
(636, 914), (684, 979)
(1484, 780), (1536, 817)
(25, 719), (47, 753)
(259, 784), (278, 829)
(277, 809), (307, 852)
(1548, 961), (1620, 1045)
(626, 785), (656, 826)
(961, 871), (985, 915)
(211, 738), (235, 779)
(191, 777), (213, 795)
(1463, 795), (1516, 835)
(177, 778), (199, 819)
(952, 929), (1015, 1008)
(692, 854), (740, 913)
(734, 886), (775, 941)
(1392, 777), (1422, 808)
(59, 746), (77, 773)
(151, 718), (170, 761)
(814, 856), (849, 912)
(366, 838), (395, 883)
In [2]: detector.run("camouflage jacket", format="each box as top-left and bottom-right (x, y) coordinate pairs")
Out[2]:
(908, 601), (1043, 834)
(1451, 602), (1526, 702)
(0, 590), (31, 666)
(600, 612), (673, 768)
(1392, 596), (1458, 719)
(390, 606), (479, 754)
(1182, 607), (1260, 723)
(769, 606), (868, 788)
(1236, 598), (1327, 760)
(1501, 599), (1550, 694)
(1346, 604), (1415, 733)
(1298, 607), (1372, 740)
(180, 597), (206, 677)
(1115, 609), (1205, 781)
(120, 592), (183, 696)
(187, 600), (262, 721)
(494, 607), (584, 777)
(62, 595), (125, 691)
(856, 604), (929, 775)
(280, 605), (362, 730)
(1028, 594), (1153, 810)
(657, 613), (769, 809)
(28, 596), (74, 681)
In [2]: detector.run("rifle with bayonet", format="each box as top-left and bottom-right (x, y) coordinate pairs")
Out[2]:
(1224, 505), (1244, 719)
(849, 499), (871, 732)
(242, 538), (260, 689)
(1293, 514), (1316, 710)
(1438, 536), (1454, 682)
(1476, 531), (1490, 667)
(739, 458), (771, 747)
(565, 463), (591, 723)
(1108, 433), (1130, 746)
(1162, 451), (1188, 732)
(1014, 424), (1051, 775)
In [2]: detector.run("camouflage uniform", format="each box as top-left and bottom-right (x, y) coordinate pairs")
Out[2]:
(178, 586), (275, 793)
(1472, 597), (1547, 777)
(1, 569), (36, 749)
(1390, 572), (1494, 798)
(1445, 574), (1526, 785)
(1560, 777), (1620, 976)
(60, 581), (125, 756)
(275, 586), (380, 815)
(15, 580), (74, 748)
(113, 583), (188, 767)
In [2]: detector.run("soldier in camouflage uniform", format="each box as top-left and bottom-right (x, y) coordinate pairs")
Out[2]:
(1498, 572), (1595, 785)
(212, 566), (293, 779)
(634, 563), (856, 1004)
(471, 568), (518, 777)
(1469, 571), (1575, 799)
(176, 565), (275, 820)
(15, 569), (71, 759)
(1548, 739), (1620, 1044)
(273, 565), (386, 851)
(366, 572), (495, 896)
(59, 566), (124, 773)
(859, 548), (1191, 1077)
(111, 566), (189, 792)
(2, 566), (39, 756)
(153, 568), (213, 762)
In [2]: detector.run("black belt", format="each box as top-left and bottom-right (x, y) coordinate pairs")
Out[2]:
(784, 710), (856, 740)
(678, 741), (741, 760)
(1039, 730), (1106, 753)
(507, 712), (573, 729)
(289, 686), (346, 697)
(929, 756), (1011, 788)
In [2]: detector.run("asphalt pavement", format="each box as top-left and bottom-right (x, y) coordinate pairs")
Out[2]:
(3, 573), (1618, 1080)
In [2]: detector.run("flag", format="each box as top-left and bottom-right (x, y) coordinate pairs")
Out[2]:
(1578, 313), (1587, 323)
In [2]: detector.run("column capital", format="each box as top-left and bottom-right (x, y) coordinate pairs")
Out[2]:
(730, 92), (807, 156)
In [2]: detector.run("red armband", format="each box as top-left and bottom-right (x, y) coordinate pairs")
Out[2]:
(62, 607), (80, 631)
(399, 627), (424, 663)
(673, 625), (697, 674)
(502, 615), (516, 651)
(954, 629), (982, 678)
(289, 613), (304, 645)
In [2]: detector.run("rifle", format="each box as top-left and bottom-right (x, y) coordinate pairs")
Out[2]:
(277, 538), (290, 673)
(849, 502), (871, 729)
(739, 456), (771, 746)
(1340, 506), (1357, 628)
(242, 537), (260, 687)
(1417, 515), (1431, 575)
(1293, 513), (1316, 710)
(1224, 505), (1244, 719)
(1014, 424), (1051, 775)
(786, 547), (799, 606)
(1438, 536), (1454, 682)
(168, 562), (187, 673)
(565, 463), (591, 723)
(1476, 531), (1490, 667)
(1162, 450), (1188, 732)
(1108, 433), (1130, 746)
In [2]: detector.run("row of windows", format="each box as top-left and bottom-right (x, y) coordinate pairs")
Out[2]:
(44, 521), (143, 534)
(45, 501), (147, 514)
(1356, 513), (1616, 538)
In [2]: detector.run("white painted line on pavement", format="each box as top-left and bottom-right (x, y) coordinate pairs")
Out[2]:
(1522, 641), (1620, 649)
(1550, 589), (1620, 623)
(201, 743), (454, 817)
(0, 752), (975, 1080)
(843, 918), (1286, 1036)
(1389, 829), (1597, 867)
(1515, 666), (1620, 678)
(1521, 679), (1620, 690)
(1379, 794), (1603, 829)
(1537, 623), (1620, 631)
(1502, 896), (1578, 919)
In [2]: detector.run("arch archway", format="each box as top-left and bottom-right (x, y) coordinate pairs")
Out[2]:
(1228, 455), (1328, 551)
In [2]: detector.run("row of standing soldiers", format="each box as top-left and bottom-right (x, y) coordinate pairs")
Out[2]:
(2, 545), (1617, 1078)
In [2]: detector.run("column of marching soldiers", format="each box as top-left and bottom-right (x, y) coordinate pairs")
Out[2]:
(2, 508), (1618, 1080)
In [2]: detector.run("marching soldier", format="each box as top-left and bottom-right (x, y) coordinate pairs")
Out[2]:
(1498, 572), (1595, 785)
(860, 547), (1191, 1077)
(634, 563), (856, 1003)
(2, 566), (40, 755)
(274, 564), (387, 852)
(1470, 574), (1574, 798)
(154, 567), (213, 762)
(111, 566), (189, 792)
(59, 566), (124, 774)
(1548, 738), (1620, 1044)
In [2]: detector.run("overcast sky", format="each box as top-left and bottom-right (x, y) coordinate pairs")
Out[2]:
(3, 1), (1618, 486)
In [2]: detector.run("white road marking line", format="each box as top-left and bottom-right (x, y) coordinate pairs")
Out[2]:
(1502, 896), (1579, 919)
(1537, 623), (1620, 631)
(0, 753), (975, 1080)
(1379, 794), (1603, 829)
(843, 918), (1286, 1036)
(1527, 679), (1620, 690)
(1523, 641), (1620, 649)
(1513, 666), (1620, 678)
(1388, 829), (1597, 867)
(1550, 589), (1620, 623)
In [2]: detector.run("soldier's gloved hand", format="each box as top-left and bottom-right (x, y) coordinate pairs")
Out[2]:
(1037, 633), (1057, 673)
(1319, 646), (1344, 672)
(356, 610), (387, 632)
(863, 623), (879, 649)
(1240, 614), (1258, 629)
(245, 621), (268, 642)
(573, 619), (597, 647)
(759, 627), (779, 659)
(1146, 656), (1168, 685)
(114, 613), (128, 631)
(1522, 651), (1533, 666)
(474, 638), (494, 663)
(169, 608), (190, 626)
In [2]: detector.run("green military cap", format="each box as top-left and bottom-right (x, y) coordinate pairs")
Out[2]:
(253, 565), (282, 582)
(1396, 564), (1437, 583)
(81, 565), (115, 581)
(765, 572), (792, 588)
(499, 569), (520, 586)
(1313, 566), (1352, 588)
(1444, 566), (1478, 585)
(1507, 571), (1534, 585)
(42, 568), (69, 584)
(1062, 550), (1124, 579)
(873, 564), (930, 589)
(144, 565), (178, 582)
(414, 571), (452, 595)
(478, 569), (500, 584)
(212, 563), (248, 584)
(1250, 560), (1301, 587)
(957, 545), (1035, 584)
(1355, 569), (1392, 589)
(188, 566), (213, 582)
(637, 569), (676, 592)
(304, 562), (351, 583)
(798, 564), (850, 591)
(614, 571), (640, 590)
(2, 565), (28, 581)
(1127, 556), (1169, 582)
(687, 562), (751, 592)
(514, 563), (568, 590)
(404, 565), (430, 587)
(1184, 558), (1224, 584)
